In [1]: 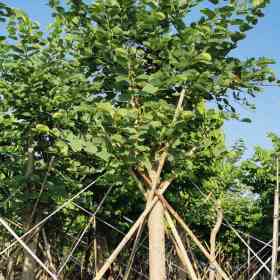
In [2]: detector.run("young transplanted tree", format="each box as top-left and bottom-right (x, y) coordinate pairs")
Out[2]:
(0, 4), (103, 279)
(46, 0), (275, 278)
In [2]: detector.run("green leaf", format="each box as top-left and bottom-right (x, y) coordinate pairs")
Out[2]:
(55, 140), (69, 156)
(256, 58), (276, 66)
(84, 144), (98, 154)
(52, 112), (64, 119)
(196, 52), (212, 64)
(240, 23), (252, 32)
(115, 75), (128, 82)
(142, 84), (159, 94)
(252, 0), (265, 8)
(111, 134), (124, 144)
(153, 12), (166, 21)
(96, 102), (114, 113)
(231, 32), (246, 42)
(201, 8), (216, 19)
(115, 47), (127, 57)
(197, 102), (206, 115)
(136, 74), (149, 81)
(241, 118), (252, 123)
(143, 157), (152, 172)
(34, 124), (50, 134)
(72, 16), (80, 24)
(96, 149), (110, 161)
(65, 132), (83, 152)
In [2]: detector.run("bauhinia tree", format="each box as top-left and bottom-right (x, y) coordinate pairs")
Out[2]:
(241, 133), (280, 242)
(47, 0), (275, 278)
(0, 4), (103, 279)
(0, 0), (277, 279)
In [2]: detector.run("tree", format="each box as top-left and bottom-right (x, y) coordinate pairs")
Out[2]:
(241, 133), (280, 241)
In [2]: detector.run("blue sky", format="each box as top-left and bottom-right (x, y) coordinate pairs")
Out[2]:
(3, 0), (280, 158)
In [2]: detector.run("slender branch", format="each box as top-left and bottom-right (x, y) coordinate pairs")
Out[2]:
(30, 156), (55, 223)
(93, 216), (98, 275)
(128, 168), (146, 196)
(146, 89), (186, 203)
(25, 146), (34, 178)
(209, 200), (224, 280)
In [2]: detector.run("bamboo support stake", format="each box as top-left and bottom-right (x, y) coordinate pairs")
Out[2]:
(226, 221), (271, 274)
(186, 234), (202, 279)
(42, 228), (56, 273)
(169, 233), (187, 273)
(123, 219), (146, 280)
(272, 155), (279, 280)
(93, 216), (98, 275)
(250, 256), (271, 280)
(158, 195), (231, 280)
(94, 180), (171, 280)
(248, 235), (251, 279)
(164, 207), (198, 280)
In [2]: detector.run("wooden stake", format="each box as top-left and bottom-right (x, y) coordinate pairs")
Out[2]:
(123, 219), (146, 280)
(250, 256), (271, 280)
(186, 234), (202, 279)
(93, 216), (98, 275)
(224, 221), (270, 274)
(248, 235), (251, 279)
(158, 195), (231, 280)
(272, 155), (279, 280)
(164, 207), (198, 280)
(42, 228), (56, 273)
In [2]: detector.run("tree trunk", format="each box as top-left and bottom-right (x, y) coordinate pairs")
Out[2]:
(21, 145), (38, 280)
(21, 228), (39, 280)
(21, 199), (40, 280)
(148, 200), (166, 280)
(6, 257), (15, 280)
(94, 222), (112, 279)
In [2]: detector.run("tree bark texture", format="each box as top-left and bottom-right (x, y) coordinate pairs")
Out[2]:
(148, 200), (166, 280)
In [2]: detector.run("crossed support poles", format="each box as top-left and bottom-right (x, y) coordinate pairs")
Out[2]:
(0, 177), (272, 280)
(94, 178), (231, 280)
